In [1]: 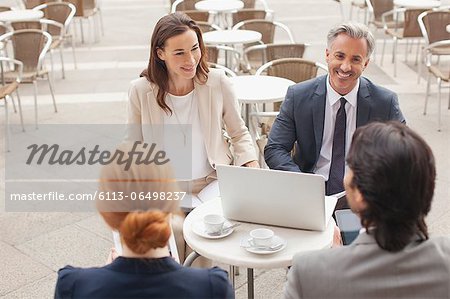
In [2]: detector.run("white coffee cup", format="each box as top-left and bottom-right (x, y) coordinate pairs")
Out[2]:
(203, 214), (225, 234)
(250, 228), (274, 247)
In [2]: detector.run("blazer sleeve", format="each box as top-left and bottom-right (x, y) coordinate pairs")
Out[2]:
(125, 80), (144, 142)
(389, 93), (406, 124)
(208, 267), (235, 299)
(264, 86), (301, 172)
(283, 256), (305, 299)
(219, 72), (258, 166)
(54, 266), (77, 299)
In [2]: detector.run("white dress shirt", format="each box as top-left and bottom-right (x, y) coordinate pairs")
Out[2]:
(314, 76), (358, 181)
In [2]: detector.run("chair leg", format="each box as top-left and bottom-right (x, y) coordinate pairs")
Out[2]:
(10, 92), (17, 113)
(33, 80), (38, 129)
(47, 74), (57, 113)
(437, 77), (442, 131)
(59, 45), (65, 79)
(417, 49), (423, 84)
(393, 38), (397, 77)
(98, 8), (104, 36)
(415, 40), (420, 66)
(424, 71), (431, 115)
(15, 89), (24, 132)
(4, 96), (10, 152)
(70, 35), (77, 70)
(79, 19), (85, 44)
(381, 35), (386, 66)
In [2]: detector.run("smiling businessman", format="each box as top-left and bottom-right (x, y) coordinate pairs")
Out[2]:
(264, 22), (405, 209)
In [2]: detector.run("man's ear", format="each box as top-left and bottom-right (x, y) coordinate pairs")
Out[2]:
(353, 189), (367, 212)
(325, 48), (330, 63)
(363, 57), (370, 69)
(157, 48), (165, 61)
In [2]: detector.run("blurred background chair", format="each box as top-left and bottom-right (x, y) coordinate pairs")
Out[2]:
(208, 62), (237, 77)
(66, 0), (103, 43)
(381, 8), (426, 76)
(418, 9), (450, 83)
(182, 10), (211, 22)
(350, 0), (368, 23)
(1, 56), (23, 151)
(243, 42), (307, 73)
(0, 29), (55, 128)
(233, 19), (295, 44)
(33, 2), (77, 78)
(231, 8), (268, 26)
(196, 21), (220, 33)
(171, 0), (199, 12)
(424, 40), (450, 132)
(205, 44), (242, 73)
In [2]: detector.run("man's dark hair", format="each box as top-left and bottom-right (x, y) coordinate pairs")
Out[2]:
(346, 121), (435, 252)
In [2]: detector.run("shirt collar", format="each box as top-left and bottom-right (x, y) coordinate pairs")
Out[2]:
(326, 75), (359, 108)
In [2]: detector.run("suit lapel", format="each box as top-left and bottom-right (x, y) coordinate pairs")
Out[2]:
(312, 76), (327, 158)
(356, 77), (371, 127)
(146, 86), (163, 124)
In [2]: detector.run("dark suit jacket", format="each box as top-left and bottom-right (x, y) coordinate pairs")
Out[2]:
(54, 257), (234, 299)
(265, 75), (405, 172)
(284, 232), (450, 298)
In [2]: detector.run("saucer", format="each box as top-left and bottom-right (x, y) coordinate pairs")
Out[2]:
(192, 220), (234, 239)
(240, 235), (287, 254)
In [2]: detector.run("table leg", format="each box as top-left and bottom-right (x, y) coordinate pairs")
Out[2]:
(247, 268), (254, 299)
(229, 265), (236, 288)
(183, 251), (200, 267)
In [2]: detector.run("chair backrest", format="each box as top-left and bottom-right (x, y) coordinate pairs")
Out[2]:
(205, 45), (241, 72)
(232, 9), (266, 26)
(171, 0), (199, 12)
(0, 29), (51, 73)
(243, 43), (307, 72)
(233, 20), (294, 44)
(208, 62), (236, 77)
(197, 21), (220, 33)
(11, 20), (42, 30)
(396, 8), (425, 38)
(0, 6), (12, 12)
(418, 10), (450, 45)
(33, 2), (76, 30)
(255, 58), (326, 83)
(12, 19), (64, 41)
(0, 22), (8, 36)
(366, 0), (394, 22)
(182, 10), (210, 22)
(243, 0), (256, 8)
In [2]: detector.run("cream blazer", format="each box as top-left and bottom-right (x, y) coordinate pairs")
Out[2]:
(126, 68), (257, 168)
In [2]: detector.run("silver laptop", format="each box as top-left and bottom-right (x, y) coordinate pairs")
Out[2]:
(216, 165), (338, 231)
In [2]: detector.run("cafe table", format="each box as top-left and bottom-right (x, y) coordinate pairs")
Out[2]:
(0, 9), (43, 22)
(183, 198), (335, 299)
(229, 75), (295, 125)
(195, 0), (244, 29)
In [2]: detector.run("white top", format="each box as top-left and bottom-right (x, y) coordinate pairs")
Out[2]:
(394, 0), (440, 8)
(164, 91), (214, 180)
(195, 0), (244, 13)
(202, 30), (262, 45)
(183, 198), (335, 269)
(230, 75), (295, 104)
(0, 9), (43, 22)
(314, 76), (358, 181)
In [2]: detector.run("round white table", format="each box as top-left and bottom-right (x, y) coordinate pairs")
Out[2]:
(202, 29), (262, 45)
(230, 75), (294, 124)
(0, 9), (43, 22)
(195, 0), (244, 13)
(183, 198), (334, 298)
(394, 0), (440, 8)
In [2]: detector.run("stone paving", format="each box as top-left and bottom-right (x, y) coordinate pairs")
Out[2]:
(0, 0), (449, 298)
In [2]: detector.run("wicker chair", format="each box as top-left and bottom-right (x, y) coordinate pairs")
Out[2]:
(233, 19), (294, 44)
(381, 8), (426, 76)
(66, 0), (103, 43)
(182, 10), (211, 22)
(350, 0), (368, 23)
(32, 2), (77, 78)
(196, 21), (220, 33)
(205, 45), (242, 73)
(0, 29), (55, 129)
(418, 10), (450, 83)
(231, 9), (267, 26)
(243, 42), (307, 73)
(1, 57), (23, 151)
(208, 62), (237, 77)
(171, 0), (199, 12)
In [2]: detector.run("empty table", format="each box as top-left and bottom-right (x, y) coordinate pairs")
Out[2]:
(394, 0), (440, 8)
(195, 0), (244, 28)
(0, 9), (43, 22)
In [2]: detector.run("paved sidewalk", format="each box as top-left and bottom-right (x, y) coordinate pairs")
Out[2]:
(0, 0), (449, 298)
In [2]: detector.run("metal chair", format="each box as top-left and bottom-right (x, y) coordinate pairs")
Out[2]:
(231, 9), (267, 26)
(208, 62), (237, 77)
(232, 19), (295, 44)
(205, 44), (242, 73)
(182, 10), (211, 22)
(0, 29), (55, 129)
(66, 0), (104, 43)
(381, 8), (426, 76)
(243, 42), (307, 73)
(196, 21), (220, 33)
(33, 2), (77, 78)
(423, 39), (450, 131)
(170, 0), (199, 12)
(0, 57), (23, 151)
(350, 0), (368, 23)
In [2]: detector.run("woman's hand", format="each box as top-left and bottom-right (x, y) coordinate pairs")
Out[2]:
(243, 160), (259, 168)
